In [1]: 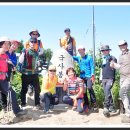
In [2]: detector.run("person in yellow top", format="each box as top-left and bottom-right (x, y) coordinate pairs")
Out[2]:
(60, 28), (76, 56)
(40, 64), (63, 114)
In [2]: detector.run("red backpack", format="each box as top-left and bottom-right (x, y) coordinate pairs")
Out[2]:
(0, 54), (8, 80)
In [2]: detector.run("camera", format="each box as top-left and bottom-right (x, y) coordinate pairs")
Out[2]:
(108, 56), (113, 62)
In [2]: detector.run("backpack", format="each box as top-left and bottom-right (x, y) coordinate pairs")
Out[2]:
(37, 40), (41, 53)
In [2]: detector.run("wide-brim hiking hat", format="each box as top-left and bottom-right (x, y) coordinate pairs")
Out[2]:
(64, 28), (71, 33)
(0, 36), (10, 42)
(100, 45), (111, 51)
(29, 29), (40, 37)
(118, 40), (127, 46)
(48, 65), (56, 71)
(11, 40), (21, 46)
(77, 45), (85, 51)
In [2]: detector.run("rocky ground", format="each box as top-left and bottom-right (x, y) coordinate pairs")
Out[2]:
(0, 94), (130, 128)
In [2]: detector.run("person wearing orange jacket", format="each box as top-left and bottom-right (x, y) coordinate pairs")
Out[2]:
(60, 28), (76, 56)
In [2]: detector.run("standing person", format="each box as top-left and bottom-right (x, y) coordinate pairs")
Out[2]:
(25, 29), (43, 55)
(18, 37), (41, 109)
(63, 67), (88, 113)
(25, 29), (44, 96)
(40, 65), (62, 113)
(100, 45), (117, 117)
(60, 28), (76, 56)
(0, 36), (25, 117)
(73, 45), (98, 112)
(110, 40), (130, 122)
(6, 40), (21, 81)
(1, 40), (21, 111)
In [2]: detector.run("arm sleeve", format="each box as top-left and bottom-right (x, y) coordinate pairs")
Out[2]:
(99, 68), (102, 81)
(90, 56), (95, 76)
(11, 54), (17, 66)
(18, 49), (25, 64)
(73, 56), (79, 63)
(18, 53), (25, 64)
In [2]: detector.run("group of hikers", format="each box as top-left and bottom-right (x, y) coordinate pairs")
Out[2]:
(0, 27), (130, 123)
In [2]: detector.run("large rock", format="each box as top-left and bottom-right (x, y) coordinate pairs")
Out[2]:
(50, 48), (74, 82)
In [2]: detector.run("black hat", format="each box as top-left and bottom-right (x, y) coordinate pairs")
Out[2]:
(29, 38), (37, 43)
(64, 28), (71, 33)
(100, 45), (111, 51)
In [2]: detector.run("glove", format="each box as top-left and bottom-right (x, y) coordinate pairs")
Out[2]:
(91, 75), (95, 82)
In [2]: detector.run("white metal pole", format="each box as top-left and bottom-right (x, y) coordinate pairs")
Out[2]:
(92, 5), (95, 75)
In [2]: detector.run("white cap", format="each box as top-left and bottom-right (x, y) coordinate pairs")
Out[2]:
(0, 36), (10, 42)
(118, 40), (127, 46)
(77, 45), (85, 50)
(48, 64), (56, 71)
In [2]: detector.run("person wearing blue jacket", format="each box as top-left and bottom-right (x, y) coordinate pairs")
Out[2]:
(73, 45), (98, 112)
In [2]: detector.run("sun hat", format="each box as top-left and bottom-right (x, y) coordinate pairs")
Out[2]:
(118, 40), (127, 46)
(48, 65), (56, 71)
(0, 36), (10, 42)
(77, 45), (85, 50)
(29, 29), (40, 37)
(64, 28), (71, 33)
(100, 45), (111, 51)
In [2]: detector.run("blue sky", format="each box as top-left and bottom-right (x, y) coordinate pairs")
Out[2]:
(0, 3), (130, 59)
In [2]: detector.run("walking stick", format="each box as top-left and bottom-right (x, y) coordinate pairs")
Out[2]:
(1, 72), (14, 124)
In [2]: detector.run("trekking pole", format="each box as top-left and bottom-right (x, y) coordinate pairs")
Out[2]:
(3, 81), (12, 124)
(6, 71), (14, 124)
(0, 91), (1, 105)
(0, 90), (9, 124)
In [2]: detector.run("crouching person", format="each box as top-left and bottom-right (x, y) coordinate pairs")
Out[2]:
(40, 65), (62, 114)
(0, 36), (26, 117)
(63, 67), (88, 113)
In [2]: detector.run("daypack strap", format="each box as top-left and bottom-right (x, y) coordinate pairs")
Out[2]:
(38, 40), (41, 53)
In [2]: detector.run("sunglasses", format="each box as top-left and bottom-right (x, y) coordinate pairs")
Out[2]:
(31, 41), (36, 43)
(32, 33), (38, 35)
(101, 50), (109, 52)
(49, 70), (56, 72)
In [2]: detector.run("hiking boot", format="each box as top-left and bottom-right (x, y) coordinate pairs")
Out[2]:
(93, 103), (99, 112)
(21, 104), (26, 109)
(103, 107), (110, 117)
(43, 109), (53, 114)
(15, 109), (26, 117)
(43, 110), (49, 114)
(49, 104), (54, 110)
(72, 106), (77, 111)
(2, 107), (7, 112)
(34, 104), (42, 110)
(109, 106), (116, 113)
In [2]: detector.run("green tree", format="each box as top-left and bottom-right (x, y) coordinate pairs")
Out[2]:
(15, 40), (24, 53)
